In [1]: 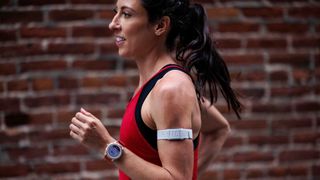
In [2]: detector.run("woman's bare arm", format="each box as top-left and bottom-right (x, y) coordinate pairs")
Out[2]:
(198, 98), (231, 176)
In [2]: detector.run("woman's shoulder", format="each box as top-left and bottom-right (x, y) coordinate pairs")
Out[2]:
(158, 69), (194, 92)
(151, 69), (196, 106)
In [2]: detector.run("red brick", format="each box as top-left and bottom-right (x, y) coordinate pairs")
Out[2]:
(18, 0), (66, 6)
(271, 86), (312, 97)
(237, 87), (265, 99)
(293, 70), (313, 83)
(21, 60), (67, 72)
(0, 44), (44, 57)
(53, 144), (88, 156)
(312, 165), (320, 176)
(0, 98), (20, 112)
(279, 150), (319, 162)
(76, 93), (120, 105)
(32, 78), (54, 91)
(0, 81), (4, 92)
(268, 166), (306, 177)
(231, 71), (266, 82)
(223, 169), (241, 180)
(34, 162), (80, 174)
(247, 38), (287, 49)
(24, 94), (70, 108)
(99, 42), (118, 54)
(85, 159), (115, 171)
(288, 6), (320, 18)
(271, 118), (312, 129)
(58, 76), (79, 90)
(295, 101), (320, 112)
(270, 70), (289, 82)
(0, 10), (43, 23)
(107, 108), (125, 119)
(246, 168), (264, 178)
(82, 76), (105, 88)
(251, 102), (292, 113)
(206, 7), (240, 19)
(218, 22), (260, 33)
(223, 54), (264, 65)
(99, 9), (118, 19)
(269, 53), (310, 67)
(0, 131), (25, 144)
(4, 112), (29, 127)
(231, 119), (267, 130)
(7, 146), (48, 160)
(316, 24), (320, 33)
(293, 132), (320, 144)
(124, 60), (137, 70)
(292, 37), (320, 48)
(20, 27), (67, 38)
(28, 112), (53, 125)
(72, 26), (112, 37)
(233, 151), (274, 162)
(249, 135), (288, 145)
(199, 170), (218, 180)
(0, 164), (29, 177)
(267, 23), (309, 33)
(0, 63), (16, 75)
(7, 79), (28, 91)
(30, 128), (70, 141)
(242, 7), (283, 18)
(73, 59), (117, 71)
(105, 74), (127, 87)
(47, 43), (95, 54)
(215, 38), (241, 49)
(49, 10), (94, 22)
(0, 29), (17, 41)
(56, 110), (77, 124)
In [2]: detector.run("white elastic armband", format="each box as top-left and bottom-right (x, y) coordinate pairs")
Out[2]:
(157, 128), (193, 140)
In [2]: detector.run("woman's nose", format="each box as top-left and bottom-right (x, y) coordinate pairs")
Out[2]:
(109, 14), (120, 31)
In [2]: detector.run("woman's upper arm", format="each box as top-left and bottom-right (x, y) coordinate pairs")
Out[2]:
(150, 77), (197, 179)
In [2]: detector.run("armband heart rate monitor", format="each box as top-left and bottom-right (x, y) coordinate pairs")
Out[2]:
(157, 128), (193, 140)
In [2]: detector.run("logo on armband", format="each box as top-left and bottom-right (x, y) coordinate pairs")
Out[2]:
(157, 128), (193, 140)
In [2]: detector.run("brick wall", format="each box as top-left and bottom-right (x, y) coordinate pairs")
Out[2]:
(0, 0), (319, 179)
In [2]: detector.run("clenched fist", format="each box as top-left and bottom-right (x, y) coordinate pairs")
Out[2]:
(69, 108), (115, 154)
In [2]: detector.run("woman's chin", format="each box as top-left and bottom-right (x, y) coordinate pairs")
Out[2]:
(118, 50), (133, 60)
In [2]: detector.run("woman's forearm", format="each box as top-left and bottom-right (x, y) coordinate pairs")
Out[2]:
(198, 126), (230, 176)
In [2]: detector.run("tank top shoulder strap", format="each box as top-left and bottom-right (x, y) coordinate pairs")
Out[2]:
(135, 64), (199, 150)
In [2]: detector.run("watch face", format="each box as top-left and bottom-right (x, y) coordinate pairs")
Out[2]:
(108, 144), (121, 158)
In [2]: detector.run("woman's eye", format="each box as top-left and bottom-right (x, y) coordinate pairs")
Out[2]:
(122, 12), (131, 18)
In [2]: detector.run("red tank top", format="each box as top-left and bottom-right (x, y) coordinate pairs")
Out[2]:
(119, 64), (199, 180)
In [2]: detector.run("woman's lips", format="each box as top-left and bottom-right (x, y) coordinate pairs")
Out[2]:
(115, 36), (126, 46)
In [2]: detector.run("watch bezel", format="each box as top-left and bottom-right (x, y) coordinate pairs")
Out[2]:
(105, 142), (123, 161)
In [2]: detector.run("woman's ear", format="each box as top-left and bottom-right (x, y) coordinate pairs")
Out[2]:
(154, 16), (170, 36)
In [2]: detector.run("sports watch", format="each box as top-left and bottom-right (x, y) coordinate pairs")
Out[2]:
(105, 141), (123, 161)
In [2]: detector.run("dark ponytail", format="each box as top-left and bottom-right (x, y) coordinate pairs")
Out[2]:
(141, 0), (242, 118)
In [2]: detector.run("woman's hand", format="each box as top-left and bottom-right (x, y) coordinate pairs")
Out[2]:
(69, 108), (115, 155)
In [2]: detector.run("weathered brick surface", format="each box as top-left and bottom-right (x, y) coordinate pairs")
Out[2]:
(0, 0), (319, 179)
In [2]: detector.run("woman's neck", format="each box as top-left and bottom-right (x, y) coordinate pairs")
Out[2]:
(135, 50), (175, 89)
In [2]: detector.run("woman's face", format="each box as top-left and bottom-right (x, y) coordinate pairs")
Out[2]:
(109, 0), (158, 60)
